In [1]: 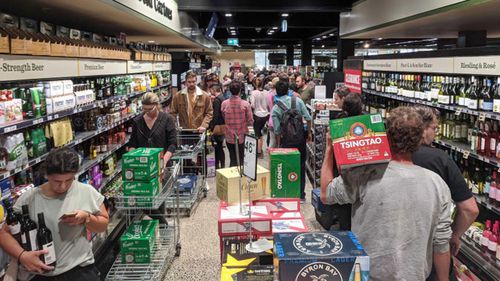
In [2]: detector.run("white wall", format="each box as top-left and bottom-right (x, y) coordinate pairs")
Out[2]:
(213, 51), (255, 77)
(340, 0), (465, 37)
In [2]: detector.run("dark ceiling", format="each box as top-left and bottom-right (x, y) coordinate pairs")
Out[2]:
(179, 0), (355, 49)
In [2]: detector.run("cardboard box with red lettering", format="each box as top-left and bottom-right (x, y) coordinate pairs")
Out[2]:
(270, 211), (303, 220)
(218, 203), (272, 237)
(329, 113), (391, 171)
(253, 198), (300, 213)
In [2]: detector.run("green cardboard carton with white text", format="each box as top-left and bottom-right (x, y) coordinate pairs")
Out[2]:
(269, 148), (301, 198)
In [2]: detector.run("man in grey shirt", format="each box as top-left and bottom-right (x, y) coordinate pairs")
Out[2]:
(321, 107), (452, 281)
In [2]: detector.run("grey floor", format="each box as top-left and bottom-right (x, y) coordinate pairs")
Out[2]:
(163, 142), (322, 281)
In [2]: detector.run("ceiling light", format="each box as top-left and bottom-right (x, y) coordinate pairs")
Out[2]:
(230, 27), (235, 29)
(329, 33), (333, 36)
(377, 37), (383, 40)
(281, 13), (289, 17)
(322, 36), (327, 38)
(225, 13), (232, 17)
(272, 27), (278, 30)
(363, 43), (370, 48)
(148, 40), (155, 43)
(322, 45), (325, 48)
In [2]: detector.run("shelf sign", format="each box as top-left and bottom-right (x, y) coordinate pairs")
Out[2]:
(152, 62), (171, 71)
(0, 55), (78, 82)
(113, 0), (180, 32)
(243, 134), (257, 181)
(397, 57), (454, 74)
(363, 59), (397, 71)
(127, 61), (153, 74)
(344, 69), (362, 94)
(78, 59), (127, 76)
(454, 56), (500, 76)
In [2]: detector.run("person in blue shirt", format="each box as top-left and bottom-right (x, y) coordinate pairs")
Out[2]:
(272, 80), (312, 201)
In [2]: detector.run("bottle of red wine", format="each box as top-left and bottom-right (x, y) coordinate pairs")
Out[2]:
(2, 199), (21, 244)
(36, 213), (56, 267)
(20, 205), (38, 251)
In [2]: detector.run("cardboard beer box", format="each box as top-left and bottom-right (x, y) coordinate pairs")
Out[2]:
(329, 113), (391, 170)
(270, 211), (303, 220)
(120, 219), (159, 263)
(176, 174), (197, 193)
(218, 203), (272, 237)
(221, 237), (274, 268)
(216, 165), (270, 204)
(272, 218), (308, 233)
(253, 198), (300, 213)
(123, 196), (155, 208)
(269, 148), (301, 198)
(220, 265), (274, 281)
(122, 148), (163, 181)
(274, 231), (370, 281)
(122, 177), (160, 196)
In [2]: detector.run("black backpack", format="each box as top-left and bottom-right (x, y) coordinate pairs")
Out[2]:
(278, 97), (305, 146)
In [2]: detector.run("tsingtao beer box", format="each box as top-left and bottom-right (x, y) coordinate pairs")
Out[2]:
(329, 114), (391, 170)
(274, 231), (370, 281)
(269, 148), (301, 198)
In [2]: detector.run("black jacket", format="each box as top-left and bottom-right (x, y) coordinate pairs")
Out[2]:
(129, 111), (177, 153)
(209, 94), (225, 130)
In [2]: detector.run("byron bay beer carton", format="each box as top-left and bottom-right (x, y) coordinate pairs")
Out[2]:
(274, 231), (369, 281)
(329, 113), (391, 171)
(269, 148), (301, 198)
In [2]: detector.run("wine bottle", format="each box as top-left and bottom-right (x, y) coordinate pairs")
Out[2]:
(485, 167), (492, 198)
(2, 199), (22, 244)
(488, 221), (499, 256)
(490, 171), (497, 203)
(482, 78), (494, 112)
(36, 213), (56, 267)
(493, 77), (500, 113)
(20, 205), (38, 251)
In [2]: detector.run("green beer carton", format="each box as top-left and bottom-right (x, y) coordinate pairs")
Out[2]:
(120, 219), (159, 263)
(123, 177), (160, 196)
(269, 148), (301, 198)
(122, 147), (163, 181)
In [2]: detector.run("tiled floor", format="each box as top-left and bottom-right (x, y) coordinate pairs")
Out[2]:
(163, 144), (322, 280)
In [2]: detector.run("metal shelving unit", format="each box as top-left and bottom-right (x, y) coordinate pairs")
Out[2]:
(168, 130), (208, 217)
(459, 237), (500, 281)
(106, 163), (181, 281)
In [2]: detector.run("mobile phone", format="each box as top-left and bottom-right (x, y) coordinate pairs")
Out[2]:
(59, 212), (77, 220)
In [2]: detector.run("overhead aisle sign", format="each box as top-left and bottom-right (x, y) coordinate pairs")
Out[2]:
(79, 59), (127, 76)
(152, 62), (171, 71)
(396, 57), (454, 73)
(127, 61), (153, 74)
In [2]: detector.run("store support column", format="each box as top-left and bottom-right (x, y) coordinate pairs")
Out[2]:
(286, 45), (294, 66)
(336, 38), (355, 72)
(301, 39), (312, 66)
(457, 30), (486, 48)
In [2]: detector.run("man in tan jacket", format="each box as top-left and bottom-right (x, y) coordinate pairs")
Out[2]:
(170, 72), (213, 132)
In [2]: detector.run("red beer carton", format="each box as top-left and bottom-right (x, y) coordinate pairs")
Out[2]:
(329, 113), (391, 171)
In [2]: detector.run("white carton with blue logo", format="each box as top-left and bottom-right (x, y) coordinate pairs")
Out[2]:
(274, 231), (369, 281)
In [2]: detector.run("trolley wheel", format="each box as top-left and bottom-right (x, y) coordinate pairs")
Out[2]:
(203, 190), (208, 198)
(186, 209), (191, 217)
(167, 209), (172, 214)
(175, 243), (182, 257)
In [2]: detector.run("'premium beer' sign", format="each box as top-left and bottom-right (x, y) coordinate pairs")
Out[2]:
(79, 59), (127, 76)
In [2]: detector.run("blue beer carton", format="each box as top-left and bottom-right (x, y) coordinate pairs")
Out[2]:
(274, 231), (369, 281)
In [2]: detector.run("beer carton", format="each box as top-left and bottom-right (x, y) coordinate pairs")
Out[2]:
(269, 148), (301, 198)
(272, 218), (308, 233)
(220, 265), (274, 281)
(218, 203), (272, 237)
(311, 188), (327, 213)
(329, 114), (391, 171)
(120, 219), (159, 263)
(216, 165), (270, 204)
(274, 231), (369, 281)
(253, 198), (301, 213)
(221, 236), (274, 268)
(122, 177), (160, 196)
(122, 148), (163, 181)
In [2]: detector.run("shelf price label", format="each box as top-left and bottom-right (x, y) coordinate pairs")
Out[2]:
(455, 108), (462, 116)
(479, 112), (486, 122)
(3, 125), (17, 133)
(243, 134), (258, 181)
(463, 151), (470, 159)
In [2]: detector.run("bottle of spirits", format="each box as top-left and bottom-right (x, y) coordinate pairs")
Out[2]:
(36, 213), (56, 267)
(3, 199), (22, 244)
(20, 205), (38, 251)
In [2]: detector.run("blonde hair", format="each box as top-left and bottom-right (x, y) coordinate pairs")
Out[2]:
(142, 92), (160, 105)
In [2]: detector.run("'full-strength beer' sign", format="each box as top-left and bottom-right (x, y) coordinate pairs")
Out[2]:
(343, 69), (362, 94)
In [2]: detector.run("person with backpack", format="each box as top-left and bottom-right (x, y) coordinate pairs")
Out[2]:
(271, 80), (312, 202)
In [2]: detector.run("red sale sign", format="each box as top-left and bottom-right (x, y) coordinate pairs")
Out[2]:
(344, 69), (362, 94)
